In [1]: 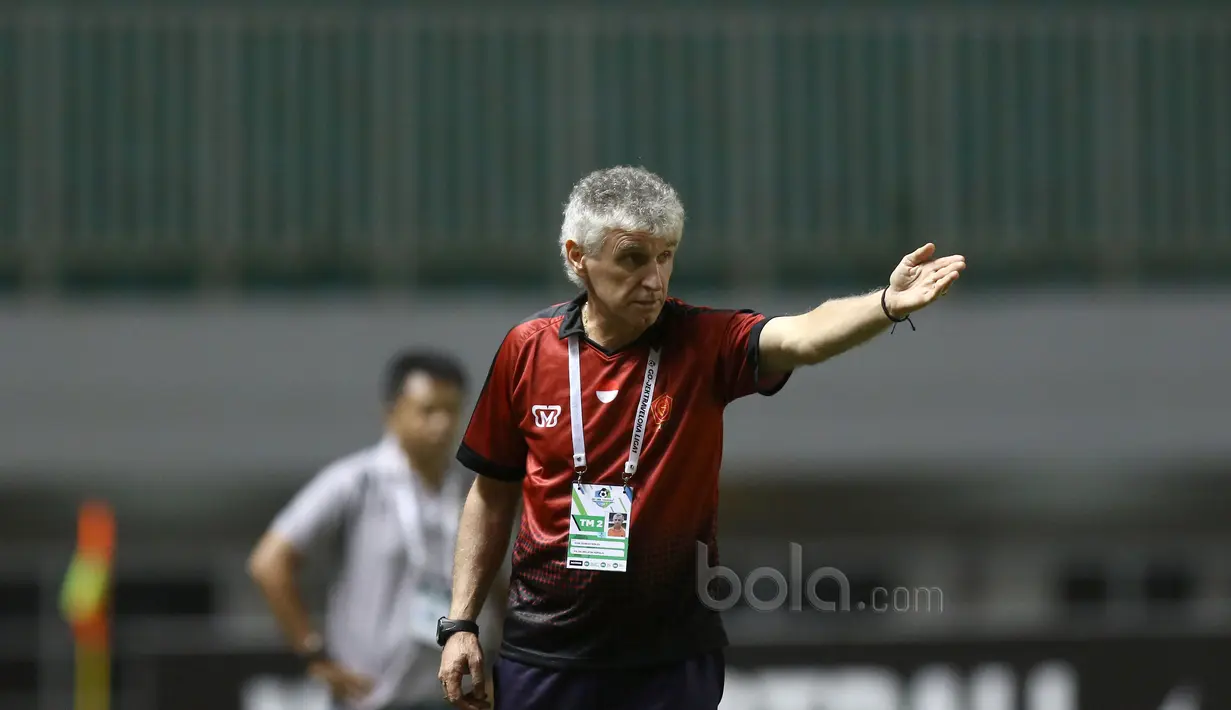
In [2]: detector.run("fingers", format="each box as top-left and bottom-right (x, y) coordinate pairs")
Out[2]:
(932, 270), (960, 296)
(440, 644), (491, 710)
(927, 260), (966, 282)
(343, 678), (374, 700)
(338, 670), (374, 699)
(441, 662), (465, 706)
(904, 245), (966, 272)
(902, 242), (936, 267)
(929, 254), (966, 269)
(457, 643), (490, 709)
(469, 650), (488, 700)
(313, 664), (375, 701)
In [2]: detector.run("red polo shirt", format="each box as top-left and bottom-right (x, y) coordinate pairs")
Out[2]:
(457, 293), (791, 669)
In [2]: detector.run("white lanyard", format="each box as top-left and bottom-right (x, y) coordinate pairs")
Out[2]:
(567, 334), (661, 485)
(387, 466), (462, 584)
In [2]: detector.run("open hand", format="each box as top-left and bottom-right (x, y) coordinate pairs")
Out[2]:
(884, 243), (966, 317)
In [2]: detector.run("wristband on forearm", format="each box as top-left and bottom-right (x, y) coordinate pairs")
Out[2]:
(881, 286), (915, 333)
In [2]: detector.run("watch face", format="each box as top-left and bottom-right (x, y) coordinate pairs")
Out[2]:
(434, 618), (475, 647)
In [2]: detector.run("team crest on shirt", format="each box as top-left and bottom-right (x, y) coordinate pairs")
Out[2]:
(651, 394), (673, 432)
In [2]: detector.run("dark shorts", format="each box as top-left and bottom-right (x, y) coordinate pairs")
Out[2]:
(335, 703), (453, 710)
(492, 651), (725, 710)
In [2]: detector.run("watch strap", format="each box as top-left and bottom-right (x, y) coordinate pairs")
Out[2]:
(436, 617), (480, 647)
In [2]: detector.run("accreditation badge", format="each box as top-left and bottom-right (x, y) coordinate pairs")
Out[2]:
(567, 484), (632, 573)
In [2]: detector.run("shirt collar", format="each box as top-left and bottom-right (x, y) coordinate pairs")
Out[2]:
(374, 434), (463, 498)
(556, 292), (669, 350)
(373, 433), (412, 479)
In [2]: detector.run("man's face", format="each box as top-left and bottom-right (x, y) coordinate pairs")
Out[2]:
(576, 230), (676, 331)
(387, 372), (465, 458)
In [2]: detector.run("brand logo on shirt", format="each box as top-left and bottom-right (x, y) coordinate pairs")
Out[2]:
(596, 389), (618, 403)
(531, 404), (562, 428)
(651, 394), (673, 432)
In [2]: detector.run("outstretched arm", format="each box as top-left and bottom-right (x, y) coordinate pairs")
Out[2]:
(759, 243), (966, 372)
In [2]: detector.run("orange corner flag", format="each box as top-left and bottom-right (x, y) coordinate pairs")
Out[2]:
(60, 501), (115, 710)
(61, 502), (116, 643)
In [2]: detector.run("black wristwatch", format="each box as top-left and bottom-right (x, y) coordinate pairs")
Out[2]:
(436, 617), (480, 647)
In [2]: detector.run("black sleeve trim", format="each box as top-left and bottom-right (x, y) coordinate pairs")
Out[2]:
(747, 315), (793, 397)
(457, 442), (526, 482)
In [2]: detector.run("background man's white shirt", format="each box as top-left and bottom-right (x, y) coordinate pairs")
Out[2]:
(270, 435), (500, 710)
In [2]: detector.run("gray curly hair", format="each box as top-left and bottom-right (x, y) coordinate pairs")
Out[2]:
(558, 166), (686, 288)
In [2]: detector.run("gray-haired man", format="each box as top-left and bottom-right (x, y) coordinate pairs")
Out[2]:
(436, 166), (965, 710)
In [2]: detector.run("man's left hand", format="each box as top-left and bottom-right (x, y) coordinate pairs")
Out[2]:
(884, 243), (967, 318)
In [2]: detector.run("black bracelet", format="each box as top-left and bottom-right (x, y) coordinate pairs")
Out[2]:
(881, 287), (915, 333)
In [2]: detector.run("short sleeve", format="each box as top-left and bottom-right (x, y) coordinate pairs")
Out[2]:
(715, 310), (793, 404)
(269, 462), (360, 554)
(457, 328), (529, 482)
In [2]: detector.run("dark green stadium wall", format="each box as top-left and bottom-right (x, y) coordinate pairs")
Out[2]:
(2, 3), (1228, 293)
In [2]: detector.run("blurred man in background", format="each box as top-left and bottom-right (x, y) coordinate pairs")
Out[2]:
(249, 350), (495, 710)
